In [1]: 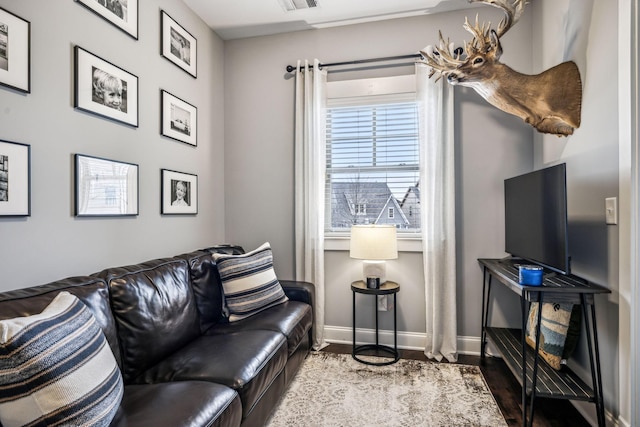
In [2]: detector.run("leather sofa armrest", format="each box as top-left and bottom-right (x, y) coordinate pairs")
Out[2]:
(280, 280), (315, 345)
(280, 280), (314, 307)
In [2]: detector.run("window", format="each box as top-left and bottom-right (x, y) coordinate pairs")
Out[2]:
(351, 203), (366, 215)
(324, 76), (420, 235)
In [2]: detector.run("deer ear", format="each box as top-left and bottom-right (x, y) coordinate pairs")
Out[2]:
(489, 29), (503, 59)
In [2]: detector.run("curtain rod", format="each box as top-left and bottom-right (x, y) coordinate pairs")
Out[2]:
(285, 53), (423, 73)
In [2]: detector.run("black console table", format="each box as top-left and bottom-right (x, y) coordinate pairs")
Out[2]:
(478, 258), (611, 427)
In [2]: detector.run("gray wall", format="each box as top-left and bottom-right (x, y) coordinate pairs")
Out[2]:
(532, 0), (620, 421)
(223, 10), (533, 340)
(0, 0), (226, 291)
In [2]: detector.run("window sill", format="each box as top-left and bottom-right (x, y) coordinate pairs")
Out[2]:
(324, 235), (423, 252)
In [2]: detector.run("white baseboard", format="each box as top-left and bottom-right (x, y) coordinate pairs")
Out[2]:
(571, 400), (620, 427)
(323, 325), (490, 356)
(323, 325), (620, 426)
(617, 416), (631, 427)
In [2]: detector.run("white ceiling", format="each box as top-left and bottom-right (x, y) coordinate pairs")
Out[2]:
(182, 0), (477, 40)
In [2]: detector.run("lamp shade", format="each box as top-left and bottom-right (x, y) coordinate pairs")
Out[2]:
(349, 225), (398, 260)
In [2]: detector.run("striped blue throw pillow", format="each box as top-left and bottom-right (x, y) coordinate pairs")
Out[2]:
(0, 291), (124, 427)
(213, 242), (288, 322)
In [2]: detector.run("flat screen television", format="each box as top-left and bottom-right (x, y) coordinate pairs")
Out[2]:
(504, 163), (570, 275)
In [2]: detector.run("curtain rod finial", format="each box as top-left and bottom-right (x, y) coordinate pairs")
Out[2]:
(286, 65), (296, 73)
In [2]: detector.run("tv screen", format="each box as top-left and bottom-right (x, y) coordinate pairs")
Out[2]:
(504, 163), (570, 275)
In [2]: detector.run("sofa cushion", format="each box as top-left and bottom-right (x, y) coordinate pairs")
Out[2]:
(175, 250), (226, 333)
(138, 330), (288, 419)
(0, 292), (123, 427)
(111, 382), (241, 427)
(96, 258), (201, 382)
(212, 242), (288, 322)
(0, 276), (122, 368)
(207, 301), (312, 357)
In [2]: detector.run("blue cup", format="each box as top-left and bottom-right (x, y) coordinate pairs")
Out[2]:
(518, 265), (543, 286)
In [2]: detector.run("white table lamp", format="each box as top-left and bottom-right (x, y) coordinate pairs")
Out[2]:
(350, 225), (398, 287)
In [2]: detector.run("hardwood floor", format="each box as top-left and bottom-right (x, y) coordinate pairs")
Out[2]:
(321, 344), (589, 427)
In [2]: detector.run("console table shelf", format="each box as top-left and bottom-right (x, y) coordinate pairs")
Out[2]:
(478, 258), (611, 427)
(486, 327), (594, 400)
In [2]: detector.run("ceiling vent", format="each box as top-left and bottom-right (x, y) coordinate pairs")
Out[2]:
(278, 0), (318, 12)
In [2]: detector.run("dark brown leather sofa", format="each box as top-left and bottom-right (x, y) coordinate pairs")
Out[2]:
(0, 246), (314, 427)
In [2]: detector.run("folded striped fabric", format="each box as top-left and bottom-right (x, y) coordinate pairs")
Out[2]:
(0, 291), (123, 427)
(525, 301), (581, 370)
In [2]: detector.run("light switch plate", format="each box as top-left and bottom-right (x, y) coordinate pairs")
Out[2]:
(605, 197), (617, 225)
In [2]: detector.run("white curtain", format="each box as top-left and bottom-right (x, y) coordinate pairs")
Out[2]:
(416, 64), (457, 362)
(294, 59), (328, 350)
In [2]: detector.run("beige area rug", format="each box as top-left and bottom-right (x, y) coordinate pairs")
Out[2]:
(266, 352), (507, 427)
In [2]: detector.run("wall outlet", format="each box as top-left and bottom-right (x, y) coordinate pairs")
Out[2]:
(605, 197), (617, 225)
(377, 295), (387, 311)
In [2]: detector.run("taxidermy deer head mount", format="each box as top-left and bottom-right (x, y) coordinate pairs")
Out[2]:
(421, 0), (582, 136)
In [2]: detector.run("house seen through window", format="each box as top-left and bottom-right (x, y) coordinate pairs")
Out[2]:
(325, 77), (421, 236)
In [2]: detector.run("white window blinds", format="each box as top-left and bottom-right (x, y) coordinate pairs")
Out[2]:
(325, 97), (421, 234)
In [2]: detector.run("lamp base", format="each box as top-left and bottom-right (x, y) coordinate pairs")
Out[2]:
(363, 260), (386, 287)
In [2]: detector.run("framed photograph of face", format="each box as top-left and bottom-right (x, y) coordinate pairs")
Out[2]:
(161, 10), (197, 78)
(0, 139), (30, 217)
(74, 46), (138, 127)
(161, 90), (197, 146)
(75, 0), (138, 39)
(161, 169), (197, 215)
(75, 154), (139, 217)
(0, 7), (30, 93)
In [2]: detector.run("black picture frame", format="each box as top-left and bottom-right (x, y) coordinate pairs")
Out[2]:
(0, 139), (30, 216)
(161, 10), (197, 78)
(75, 154), (139, 217)
(75, 0), (138, 39)
(161, 90), (197, 146)
(0, 7), (30, 93)
(74, 46), (139, 127)
(161, 169), (198, 215)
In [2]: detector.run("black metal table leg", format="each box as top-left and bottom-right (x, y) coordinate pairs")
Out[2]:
(520, 295), (528, 427)
(528, 292), (544, 427)
(481, 268), (492, 359)
(393, 292), (397, 356)
(352, 289), (356, 360)
(581, 294), (606, 427)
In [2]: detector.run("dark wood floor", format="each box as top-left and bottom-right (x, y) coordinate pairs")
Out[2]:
(321, 344), (589, 427)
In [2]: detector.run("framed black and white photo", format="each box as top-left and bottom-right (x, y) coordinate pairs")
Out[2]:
(0, 7), (30, 93)
(161, 10), (197, 78)
(75, 154), (139, 217)
(161, 90), (197, 146)
(75, 0), (138, 39)
(161, 169), (197, 215)
(0, 139), (30, 216)
(74, 46), (138, 127)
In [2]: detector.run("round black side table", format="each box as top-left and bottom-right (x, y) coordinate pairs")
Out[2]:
(351, 280), (400, 366)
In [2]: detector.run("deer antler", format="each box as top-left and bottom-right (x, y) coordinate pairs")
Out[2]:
(421, 1), (527, 78)
(462, 0), (527, 56)
(421, 32), (465, 81)
(469, 0), (528, 38)
(463, 16), (490, 56)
